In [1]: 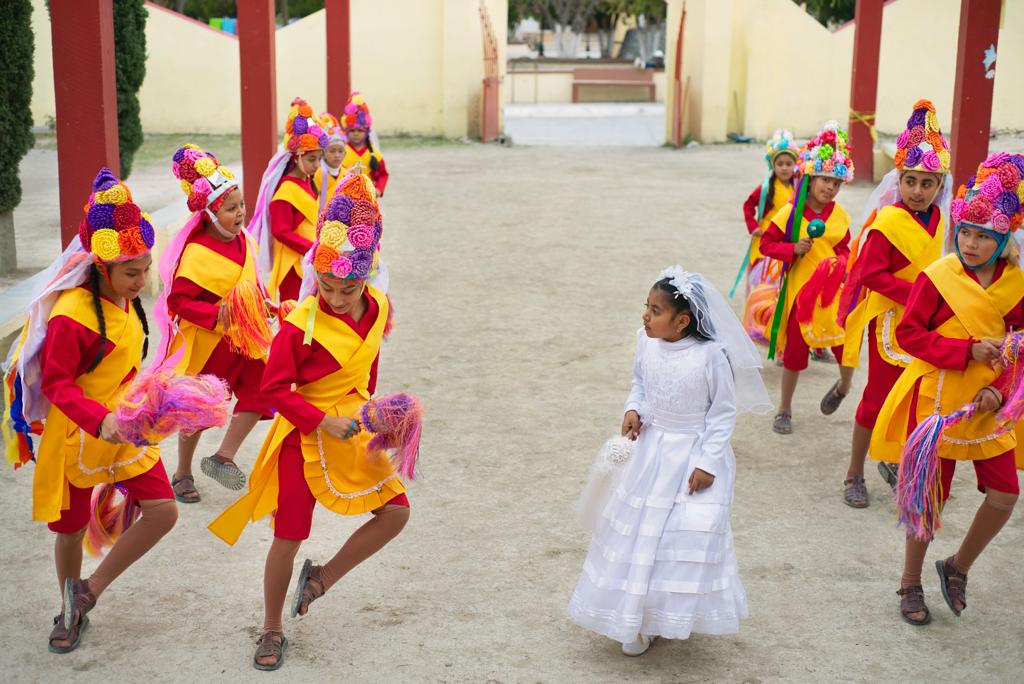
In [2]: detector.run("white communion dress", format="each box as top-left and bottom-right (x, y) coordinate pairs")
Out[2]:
(567, 330), (748, 643)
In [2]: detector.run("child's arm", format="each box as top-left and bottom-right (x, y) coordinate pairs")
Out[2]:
(693, 347), (737, 478)
(757, 218), (798, 262)
(896, 272), (972, 370)
(741, 185), (762, 234)
(167, 276), (221, 331)
(39, 315), (117, 438)
(623, 329), (647, 419)
(260, 321), (324, 434)
(372, 156), (389, 197)
(858, 231), (913, 305)
(269, 198), (314, 254)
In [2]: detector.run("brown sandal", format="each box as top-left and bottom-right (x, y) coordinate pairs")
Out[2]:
(63, 578), (97, 630)
(171, 474), (200, 504)
(896, 585), (932, 626)
(48, 613), (89, 654)
(291, 559), (325, 618)
(843, 475), (868, 508)
(772, 412), (793, 435)
(253, 631), (288, 671)
(936, 556), (968, 616)
(820, 381), (848, 415)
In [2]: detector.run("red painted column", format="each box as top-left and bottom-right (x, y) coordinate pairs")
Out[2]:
(847, 0), (883, 183)
(950, 0), (1002, 188)
(50, 0), (120, 249)
(325, 0), (352, 113)
(238, 0), (278, 214)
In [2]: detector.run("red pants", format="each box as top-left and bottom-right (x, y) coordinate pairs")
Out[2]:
(48, 459), (175, 534)
(906, 383), (1020, 499)
(273, 432), (409, 541)
(200, 339), (273, 418)
(855, 318), (905, 429)
(278, 268), (302, 304)
(782, 302), (844, 372)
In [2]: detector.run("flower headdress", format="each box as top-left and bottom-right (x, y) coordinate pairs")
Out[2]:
(79, 167), (155, 263)
(284, 97), (329, 155)
(319, 111), (346, 147)
(950, 153), (1024, 235)
(172, 144), (238, 213)
(310, 172), (383, 280)
(797, 120), (854, 182)
(894, 99), (950, 175)
(765, 128), (799, 168)
(658, 264), (696, 300)
(341, 92), (373, 131)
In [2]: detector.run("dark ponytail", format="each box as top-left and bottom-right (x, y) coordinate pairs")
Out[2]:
(764, 169), (777, 214)
(131, 296), (149, 360)
(367, 140), (380, 172)
(87, 265), (108, 372)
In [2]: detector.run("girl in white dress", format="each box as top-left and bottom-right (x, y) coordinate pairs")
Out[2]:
(567, 265), (772, 656)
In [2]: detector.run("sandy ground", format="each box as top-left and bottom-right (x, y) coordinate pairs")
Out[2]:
(1, 142), (1023, 682)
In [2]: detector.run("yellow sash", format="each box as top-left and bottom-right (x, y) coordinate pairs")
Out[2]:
(751, 179), (794, 264)
(842, 206), (944, 368)
(341, 144), (382, 180)
(208, 286), (403, 545)
(313, 167), (341, 206)
(33, 288), (159, 523)
(169, 234), (263, 374)
(268, 180), (318, 300)
(772, 202), (851, 350)
(871, 255), (1024, 465)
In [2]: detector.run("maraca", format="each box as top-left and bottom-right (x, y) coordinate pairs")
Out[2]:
(806, 219), (826, 239)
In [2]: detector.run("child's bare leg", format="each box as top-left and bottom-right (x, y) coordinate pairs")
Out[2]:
(945, 490), (1017, 612)
(846, 422), (872, 479)
(838, 365), (854, 395)
(175, 431), (203, 478)
(258, 538), (302, 667)
(213, 411), (260, 463)
(901, 536), (930, 621)
(779, 369), (799, 414)
(54, 529), (86, 600)
(87, 499), (178, 598)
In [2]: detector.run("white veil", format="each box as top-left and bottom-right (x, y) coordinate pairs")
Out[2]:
(855, 168), (954, 247)
(658, 265), (773, 415)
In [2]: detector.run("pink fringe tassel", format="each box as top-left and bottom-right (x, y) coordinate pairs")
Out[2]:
(115, 368), (231, 446)
(360, 393), (424, 480)
(84, 484), (141, 557)
(795, 256), (845, 324)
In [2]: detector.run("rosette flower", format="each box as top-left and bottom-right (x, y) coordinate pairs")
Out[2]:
(320, 221), (348, 248)
(327, 195), (354, 224)
(292, 116), (308, 135)
(87, 203), (116, 229)
(91, 229), (122, 262)
(330, 256), (353, 278)
(996, 164), (1021, 190)
(904, 146), (923, 169)
(118, 226), (148, 256)
(907, 127), (925, 148)
(114, 202), (142, 229)
(349, 200), (379, 227)
(194, 156), (216, 177)
(995, 191), (1021, 218)
(347, 224), (375, 249)
(348, 249), (374, 278)
(896, 129), (910, 149)
(313, 244), (340, 274)
(921, 150), (941, 172)
(963, 196), (994, 224)
(983, 152), (1010, 168)
(908, 109), (926, 128)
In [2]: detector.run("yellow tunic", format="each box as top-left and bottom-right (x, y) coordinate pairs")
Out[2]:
(871, 255), (1024, 465)
(268, 181), (318, 301)
(33, 288), (159, 523)
(841, 205), (944, 368)
(208, 287), (404, 545)
(313, 167), (341, 208)
(168, 231), (264, 375)
(341, 144), (383, 181)
(771, 202), (851, 350)
(751, 178), (795, 264)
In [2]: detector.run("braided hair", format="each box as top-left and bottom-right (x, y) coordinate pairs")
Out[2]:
(367, 140), (380, 172)
(85, 264), (150, 372)
(131, 296), (150, 361)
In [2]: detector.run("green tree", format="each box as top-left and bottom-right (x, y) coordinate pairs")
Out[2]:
(0, 0), (34, 275)
(114, 0), (147, 178)
(799, 0), (855, 28)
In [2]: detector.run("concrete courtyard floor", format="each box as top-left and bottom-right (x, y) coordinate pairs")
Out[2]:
(1, 140), (1022, 682)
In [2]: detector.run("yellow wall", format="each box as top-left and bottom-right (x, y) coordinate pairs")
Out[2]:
(507, 68), (666, 104)
(30, 0), (507, 139)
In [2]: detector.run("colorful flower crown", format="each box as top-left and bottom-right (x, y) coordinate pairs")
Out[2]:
(284, 97), (329, 154)
(310, 172), (382, 280)
(319, 111), (346, 146)
(797, 120), (854, 182)
(78, 168), (155, 262)
(894, 99), (950, 174)
(950, 153), (1024, 234)
(765, 128), (799, 167)
(172, 144), (238, 213)
(341, 92), (372, 131)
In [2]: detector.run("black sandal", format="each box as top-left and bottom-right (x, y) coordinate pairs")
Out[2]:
(936, 556), (968, 617)
(171, 474), (201, 504)
(48, 613), (89, 654)
(820, 381), (848, 415)
(896, 585), (932, 626)
(253, 631), (288, 671)
(877, 461), (899, 491)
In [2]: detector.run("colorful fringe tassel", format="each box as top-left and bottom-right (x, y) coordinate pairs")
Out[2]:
(220, 280), (273, 359)
(84, 483), (141, 557)
(360, 393), (424, 481)
(742, 284), (778, 346)
(897, 332), (1024, 541)
(795, 255), (846, 324)
(114, 367), (230, 446)
(277, 298), (298, 322)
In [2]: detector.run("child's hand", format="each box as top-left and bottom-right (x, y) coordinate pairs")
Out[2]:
(972, 386), (1002, 413)
(793, 238), (813, 256)
(621, 410), (642, 441)
(265, 298), (279, 320)
(971, 340), (1000, 364)
(99, 413), (123, 444)
(687, 468), (715, 495)
(319, 415), (361, 440)
(751, 228), (763, 237)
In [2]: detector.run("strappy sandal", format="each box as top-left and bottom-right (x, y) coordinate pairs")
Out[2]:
(843, 475), (868, 508)
(291, 559), (326, 618)
(936, 556), (968, 617)
(63, 578), (97, 630)
(171, 474), (200, 504)
(772, 412), (793, 435)
(48, 613), (89, 654)
(877, 461), (899, 491)
(896, 585), (932, 626)
(820, 381), (848, 415)
(200, 456), (246, 491)
(253, 631), (288, 671)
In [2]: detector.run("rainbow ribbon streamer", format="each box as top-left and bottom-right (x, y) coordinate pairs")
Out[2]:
(766, 175), (809, 359)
